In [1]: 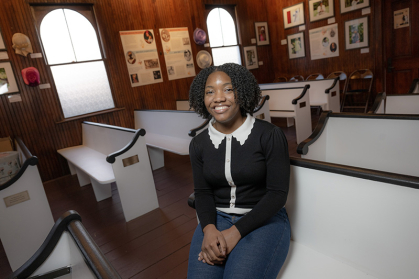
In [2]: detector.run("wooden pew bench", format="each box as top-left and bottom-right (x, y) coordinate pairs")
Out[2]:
(10, 210), (122, 279)
(279, 158), (419, 278)
(188, 158), (419, 278)
(0, 137), (54, 271)
(260, 77), (340, 112)
(134, 110), (207, 170)
(260, 85), (311, 144)
(370, 92), (419, 114)
(136, 97), (272, 170)
(298, 112), (419, 177)
(57, 121), (158, 222)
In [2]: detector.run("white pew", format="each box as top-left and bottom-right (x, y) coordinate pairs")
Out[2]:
(10, 210), (122, 278)
(188, 157), (419, 278)
(277, 157), (419, 279)
(260, 77), (340, 112)
(139, 96), (271, 170)
(58, 122), (158, 222)
(370, 92), (419, 114)
(298, 112), (419, 177)
(261, 86), (311, 144)
(134, 110), (207, 170)
(0, 137), (54, 271)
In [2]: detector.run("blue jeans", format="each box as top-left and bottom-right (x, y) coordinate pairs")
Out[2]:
(188, 208), (291, 279)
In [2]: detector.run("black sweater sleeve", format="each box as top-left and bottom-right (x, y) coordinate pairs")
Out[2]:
(234, 127), (290, 237)
(189, 137), (216, 231)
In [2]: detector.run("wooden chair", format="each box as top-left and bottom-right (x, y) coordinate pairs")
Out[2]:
(341, 69), (373, 113)
(273, 76), (288, 83)
(327, 71), (347, 109)
(289, 75), (304, 82)
(305, 73), (324, 80)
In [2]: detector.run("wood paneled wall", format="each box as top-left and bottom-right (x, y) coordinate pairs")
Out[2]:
(0, 0), (387, 182)
(267, 0), (384, 93)
(0, 0), (276, 181)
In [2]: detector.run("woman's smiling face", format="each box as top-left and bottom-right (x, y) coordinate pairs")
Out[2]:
(204, 71), (244, 132)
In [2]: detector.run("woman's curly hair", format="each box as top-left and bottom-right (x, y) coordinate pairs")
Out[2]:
(189, 63), (261, 119)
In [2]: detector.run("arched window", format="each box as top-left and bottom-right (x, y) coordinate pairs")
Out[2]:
(36, 7), (114, 119)
(206, 7), (241, 66)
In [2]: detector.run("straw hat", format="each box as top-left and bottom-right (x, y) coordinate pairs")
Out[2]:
(193, 28), (207, 45)
(196, 50), (212, 69)
(12, 33), (33, 57)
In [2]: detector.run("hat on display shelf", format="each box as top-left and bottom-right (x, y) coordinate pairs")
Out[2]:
(196, 50), (212, 69)
(21, 67), (40, 87)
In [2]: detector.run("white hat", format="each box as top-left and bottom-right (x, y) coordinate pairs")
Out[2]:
(196, 50), (212, 69)
(12, 33), (33, 57)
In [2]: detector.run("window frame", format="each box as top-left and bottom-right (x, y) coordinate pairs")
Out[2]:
(205, 4), (243, 66)
(31, 4), (117, 121)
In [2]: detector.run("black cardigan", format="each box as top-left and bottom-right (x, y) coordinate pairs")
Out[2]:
(189, 118), (290, 237)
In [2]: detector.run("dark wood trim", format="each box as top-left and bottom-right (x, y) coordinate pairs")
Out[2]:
(9, 211), (82, 279)
(55, 108), (126, 124)
(9, 210), (122, 279)
(290, 157), (419, 190)
(407, 78), (419, 94)
(189, 119), (211, 137)
(330, 112), (419, 120)
(324, 77), (339, 93)
(292, 85), (310, 104)
(106, 129), (146, 163)
(67, 219), (122, 278)
(253, 95), (270, 113)
(297, 111), (331, 155)
(368, 92), (386, 114)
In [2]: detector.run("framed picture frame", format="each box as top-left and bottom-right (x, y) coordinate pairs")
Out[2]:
(243, 45), (259, 70)
(0, 28), (6, 51)
(254, 22), (270, 46)
(345, 16), (369, 50)
(287, 32), (306, 59)
(309, 0), (335, 22)
(283, 2), (305, 29)
(340, 0), (370, 14)
(0, 61), (20, 95)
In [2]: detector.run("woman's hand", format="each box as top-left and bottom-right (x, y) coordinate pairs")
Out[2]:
(199, 224), (227, 265)
(221, 225), (241, 255)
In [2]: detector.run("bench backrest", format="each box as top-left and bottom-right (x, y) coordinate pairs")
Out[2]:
(259, 78), (340, 112)
(135, 110), (206, 139)
(299, 113), (419, 177)
(386, 94), (419, 114)
(82, 122), (137, 156)
(261, 87), (308, 111)
(287, 158), (419, 279)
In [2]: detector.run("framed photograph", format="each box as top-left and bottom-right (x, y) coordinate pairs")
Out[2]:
(254, 22), (270, 46)
(283, 2), (305, 29)
(0, 28), (6, 51)
(309, 0), (335, 22)
(287, 32), (306, 59)
(345, 17), (369, 50)
(243, 46), (259, 70)
(340, 0), (370, 14)
(0, 61), (20, 95)
(309, 23), (339, 60)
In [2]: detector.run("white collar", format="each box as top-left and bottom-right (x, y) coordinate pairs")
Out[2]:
(208, 113), (255, 149)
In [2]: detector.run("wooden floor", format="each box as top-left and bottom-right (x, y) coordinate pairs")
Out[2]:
(0, 113), (320, 279)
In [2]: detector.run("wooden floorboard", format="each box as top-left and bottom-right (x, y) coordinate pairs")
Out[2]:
(0, 112), (320, 278)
